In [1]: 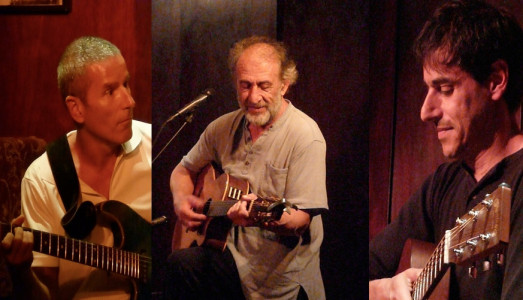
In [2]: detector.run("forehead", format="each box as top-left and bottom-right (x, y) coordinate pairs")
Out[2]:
(235, 44), (281, 80)
(422, 61), (468, 84)
(85, 55), (128, 80)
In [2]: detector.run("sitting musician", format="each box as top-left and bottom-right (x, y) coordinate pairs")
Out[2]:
(1, 36), (151, 299)
(166, 36), (328, 299)
(369, 1), (523, 299)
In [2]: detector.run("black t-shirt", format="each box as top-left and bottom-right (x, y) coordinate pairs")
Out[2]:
(370, 148), (523, 299)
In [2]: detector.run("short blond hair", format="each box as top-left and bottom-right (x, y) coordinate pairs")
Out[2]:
(57, 36), (121, 101)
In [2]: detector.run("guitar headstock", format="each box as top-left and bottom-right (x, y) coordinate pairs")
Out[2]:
(445, 183), (511, 266)
(249, 197), (297, 225)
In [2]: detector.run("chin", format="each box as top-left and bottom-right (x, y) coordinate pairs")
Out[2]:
(246, 113), (270, 127)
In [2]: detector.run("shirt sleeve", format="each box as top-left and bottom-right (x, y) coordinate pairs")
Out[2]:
(369, 174), (436, 280)
(284, 138), (328, 211)
(21, 155), (63, 268)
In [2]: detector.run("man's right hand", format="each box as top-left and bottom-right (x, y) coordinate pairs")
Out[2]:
(1, 215), (34, 271)
(174, 194), (207, 230)
(369, 268), (421, 300)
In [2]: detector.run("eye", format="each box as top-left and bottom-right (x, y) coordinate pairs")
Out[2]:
(105, 88), (114, 96)
(240, 82), (251, 90)
(438, 84), (453, 96)
(259, 83), (271, 91)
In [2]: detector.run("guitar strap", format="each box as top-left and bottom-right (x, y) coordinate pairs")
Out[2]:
(46, 134), (96, 239)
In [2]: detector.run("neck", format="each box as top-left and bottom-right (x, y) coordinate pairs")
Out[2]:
(465, 112), (523, 181)
(73, 130), (121, 167)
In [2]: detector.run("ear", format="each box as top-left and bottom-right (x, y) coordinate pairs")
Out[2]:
(488, 59), (508, 101)
(65, 96), (85, 124)
(280, 80), (290, 97)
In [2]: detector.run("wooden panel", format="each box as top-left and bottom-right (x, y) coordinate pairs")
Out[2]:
(391, 0), (445, 222)
(0, 0), (151, 142)
(369, 0), (397, 240)
(280, 0), (369, 298)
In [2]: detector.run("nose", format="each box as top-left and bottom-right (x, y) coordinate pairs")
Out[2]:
(121, 86), (136, 109)
(247, 85), (261, 103)
(420, 89), (441, 123)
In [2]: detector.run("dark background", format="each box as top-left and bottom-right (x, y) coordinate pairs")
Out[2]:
(151, 0), (368, 298)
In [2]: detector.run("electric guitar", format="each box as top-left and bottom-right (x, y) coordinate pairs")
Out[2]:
(1, 200), (151, 300)
(397, 183), (511, 300)
(172, 164), (295, 251)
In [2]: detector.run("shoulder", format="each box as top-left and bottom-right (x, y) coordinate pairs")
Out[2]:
(284, 104), (325, 144)
(24, 150), (55, 184)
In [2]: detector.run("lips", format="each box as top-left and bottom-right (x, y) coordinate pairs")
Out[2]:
(247, 105), (266, 114)
(436, 126), (452, 140)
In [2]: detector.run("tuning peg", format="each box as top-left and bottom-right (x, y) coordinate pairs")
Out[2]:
(468, 265), (477, 278)
(482, 259), (491, 272)
(496, 253), (504, 266)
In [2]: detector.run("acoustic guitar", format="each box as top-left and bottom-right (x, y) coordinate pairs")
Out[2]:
(1, 200), (151, 300)
(172, 164), (295, 251)
(396, 183), (511, 300)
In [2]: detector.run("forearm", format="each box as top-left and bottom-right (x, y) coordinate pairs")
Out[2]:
(170, 163), (196, 208)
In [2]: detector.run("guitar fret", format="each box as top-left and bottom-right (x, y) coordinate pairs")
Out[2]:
(64, 236), (68, 260)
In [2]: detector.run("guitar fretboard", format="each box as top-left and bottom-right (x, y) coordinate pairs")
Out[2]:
(411, 238), (449, 300)
(2, 224), (150, 283)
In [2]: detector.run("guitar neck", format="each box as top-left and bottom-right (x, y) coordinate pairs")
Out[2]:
(2, 224), (149, 282)
(203, 199), (283, 217)
(411, 240), (450, 300)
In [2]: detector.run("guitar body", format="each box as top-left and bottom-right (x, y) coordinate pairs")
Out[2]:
(97, 200), (152, 299)
(172, 164), (249, 251)
(398, 239), (450, 300)
(0, 201), (152, 300)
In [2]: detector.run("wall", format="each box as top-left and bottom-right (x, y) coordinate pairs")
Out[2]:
(0, 0), (152, 142)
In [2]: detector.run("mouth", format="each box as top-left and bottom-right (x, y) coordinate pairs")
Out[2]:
(246, 105), (267, 114)
(436, 126), (453, 139)
(120, 117), (133, 125)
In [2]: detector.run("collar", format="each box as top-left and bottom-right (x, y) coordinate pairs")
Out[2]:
(121, 120), (143, 154)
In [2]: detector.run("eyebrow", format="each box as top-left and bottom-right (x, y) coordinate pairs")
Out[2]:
(239, 80), (272, 86)
(103, 73), (130, 89)
(426, 76), (456, 87)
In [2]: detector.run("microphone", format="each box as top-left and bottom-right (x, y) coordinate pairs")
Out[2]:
(166, 88), (215, 122)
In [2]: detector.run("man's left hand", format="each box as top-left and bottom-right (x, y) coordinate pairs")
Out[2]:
(227, 193), (257, 226)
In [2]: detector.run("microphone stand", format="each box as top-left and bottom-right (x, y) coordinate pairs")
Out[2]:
(152, 111), (194, 164)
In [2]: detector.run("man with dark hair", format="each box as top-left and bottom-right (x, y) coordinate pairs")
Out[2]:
(166, 35), (328, 299)
(369, 1), (523, 299)
(1, 36), (151, 299)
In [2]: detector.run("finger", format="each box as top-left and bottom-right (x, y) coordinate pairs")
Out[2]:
(241, 193), (257, 201)
(239, 201), (249, 217)
(186, 209), (207, 221)
(11, 215), (25, 227)
(1, 232), (14, 251)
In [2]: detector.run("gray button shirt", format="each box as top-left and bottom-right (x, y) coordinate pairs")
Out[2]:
(182, 101), (328, 299)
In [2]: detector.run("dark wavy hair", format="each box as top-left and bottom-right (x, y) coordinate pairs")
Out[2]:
(414, 0), (523, 112)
